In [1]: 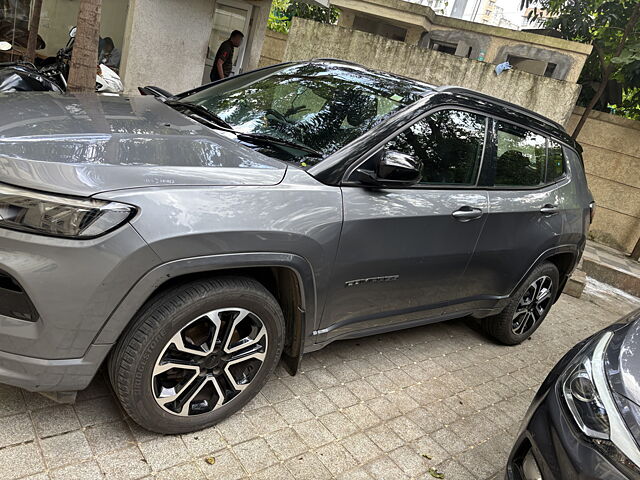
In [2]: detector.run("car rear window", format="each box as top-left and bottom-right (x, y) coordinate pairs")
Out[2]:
(546, 140), (565, 182)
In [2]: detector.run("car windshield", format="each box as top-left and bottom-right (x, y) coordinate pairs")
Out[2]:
(177, 62), (432, 167)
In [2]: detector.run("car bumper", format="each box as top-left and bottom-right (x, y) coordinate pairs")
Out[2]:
(0, 343), (112, 392)
(0, 223), (159, 391)
(506, 341), (630, 480)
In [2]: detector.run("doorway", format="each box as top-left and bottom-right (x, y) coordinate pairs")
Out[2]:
(203, 0), (252, 84)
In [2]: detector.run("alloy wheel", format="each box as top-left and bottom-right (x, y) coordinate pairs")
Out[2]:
(151, 308), (268, 416)
(511, 276), (553, 335)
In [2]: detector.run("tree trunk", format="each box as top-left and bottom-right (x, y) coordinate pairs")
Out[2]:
(67, 0), (102, 92)
(25, 0), (43, 63)
(571, 70), (611, 139)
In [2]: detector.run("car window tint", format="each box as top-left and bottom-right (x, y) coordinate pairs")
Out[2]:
(495, 122), (546, 187)
(385, 109), (486, 185)
(546, 140), (565, 182)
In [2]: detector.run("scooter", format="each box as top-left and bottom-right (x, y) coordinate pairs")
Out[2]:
(0, 27), (123, 93)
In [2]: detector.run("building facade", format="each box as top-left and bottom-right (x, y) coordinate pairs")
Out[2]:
(332, 0), (591, 82)
(2, 0), (277, 93)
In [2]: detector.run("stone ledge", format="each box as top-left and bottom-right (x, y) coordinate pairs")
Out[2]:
(582, 258), (640, 298)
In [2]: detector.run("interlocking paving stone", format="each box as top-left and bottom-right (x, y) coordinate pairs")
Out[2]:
(97, 446), (151, 480)
(74, 396), (123, 428)
(0, 413), (35, 449)
(49, 460), (103, 480)
(139, 435), (191, 471)
(264, 427), (308, 461)
(285, 451), (332, 480)
(181, 427), (227, 458)
(0, 291), (636, 479)
(32, 405), (81, 438)
(252, 462), (295, 480)
(85, 420), (135, 455)
(231, 438), (278, 474)
(155, 461), (205, 480)
(0, 442), (45, 479)
(40, 430), (92, 469)
(199, 449), (245, 480)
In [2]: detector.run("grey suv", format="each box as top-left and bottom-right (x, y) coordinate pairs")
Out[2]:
(0, 60), (592, 433)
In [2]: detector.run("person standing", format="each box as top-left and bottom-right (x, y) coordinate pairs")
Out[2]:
(210, 30), (244, 82)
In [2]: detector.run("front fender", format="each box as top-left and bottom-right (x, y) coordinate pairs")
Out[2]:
(92, 252), (317, 350)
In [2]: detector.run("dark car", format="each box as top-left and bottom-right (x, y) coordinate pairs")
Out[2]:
(0, 60), (593, 433)
(506, 308), (640, 479)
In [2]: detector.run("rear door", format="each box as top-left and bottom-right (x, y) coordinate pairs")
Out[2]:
(455, 120), (569, 311)
(318, 108), (490, 341)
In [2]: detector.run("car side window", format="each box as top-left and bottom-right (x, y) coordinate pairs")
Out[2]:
(546, 140), (565, 183)
(385, 109), (486, 186)
(495, 122), (546, 187)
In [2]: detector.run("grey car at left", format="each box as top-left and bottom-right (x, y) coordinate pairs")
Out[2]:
(0, 60), (592, 433)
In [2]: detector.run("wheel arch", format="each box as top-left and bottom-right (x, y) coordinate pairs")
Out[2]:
(94, 253), (316, 376)
(509, 245), (579, 304)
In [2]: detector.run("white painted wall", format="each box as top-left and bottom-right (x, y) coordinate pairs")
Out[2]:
(120, 0), (216, 94)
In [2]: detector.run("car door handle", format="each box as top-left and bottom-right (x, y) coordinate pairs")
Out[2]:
(540, 204), (559, 215)
(452, 206), (483, 221)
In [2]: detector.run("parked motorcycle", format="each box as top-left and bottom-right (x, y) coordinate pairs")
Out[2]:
(0, 27), (123, 93)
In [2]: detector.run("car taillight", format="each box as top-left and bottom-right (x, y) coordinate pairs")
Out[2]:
(589, 201), (596, 224)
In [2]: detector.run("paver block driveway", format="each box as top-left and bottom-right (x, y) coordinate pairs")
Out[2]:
(0, 283), (637, 480)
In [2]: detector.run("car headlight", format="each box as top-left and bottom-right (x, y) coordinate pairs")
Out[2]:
(0, 184), (135, 239)
(561, 331), (640, 471)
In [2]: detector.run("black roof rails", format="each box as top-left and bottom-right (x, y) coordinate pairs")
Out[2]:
(437, 85), (566, 132)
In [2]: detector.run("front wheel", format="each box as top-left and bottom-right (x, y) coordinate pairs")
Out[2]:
(482, 262), (559, 345)
(108, 277), (285, 434)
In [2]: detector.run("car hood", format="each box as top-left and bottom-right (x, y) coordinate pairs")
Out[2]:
(0, 93), (286, 196)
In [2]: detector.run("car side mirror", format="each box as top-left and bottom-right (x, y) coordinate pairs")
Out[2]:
(354, 150), (422, 187)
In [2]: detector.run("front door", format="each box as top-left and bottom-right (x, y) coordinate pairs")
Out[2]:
(203, 0), (252, 84)
(318, 109), (491, 341)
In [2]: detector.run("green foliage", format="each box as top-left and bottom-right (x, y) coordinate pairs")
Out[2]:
(267, 0), (291, 33)
(522, 0), (640, 121)
(609, 88), (640, 120)
(267, 0), (340, 34)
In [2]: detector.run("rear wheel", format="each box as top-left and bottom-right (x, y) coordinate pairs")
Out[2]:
(482, 262), (559, 345)
(108, 277), (285, 434)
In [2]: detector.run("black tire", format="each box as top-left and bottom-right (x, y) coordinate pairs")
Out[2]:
(108, 277), (285, 434)
(482, 262), (559, 345)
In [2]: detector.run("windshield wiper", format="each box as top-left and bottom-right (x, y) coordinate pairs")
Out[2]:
(236, 132), (322, 157)
(165, 100), (234, 130)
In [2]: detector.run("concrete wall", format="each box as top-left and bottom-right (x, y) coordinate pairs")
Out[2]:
(258, 29), (287, 68)
(120, 0), (216, 94)
(567, 108), (640, 254)
(38, 0), (129, 57)
(283, 18), (581, 125)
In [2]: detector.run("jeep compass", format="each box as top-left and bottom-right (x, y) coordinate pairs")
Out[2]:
(0, 60), (593, 433)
